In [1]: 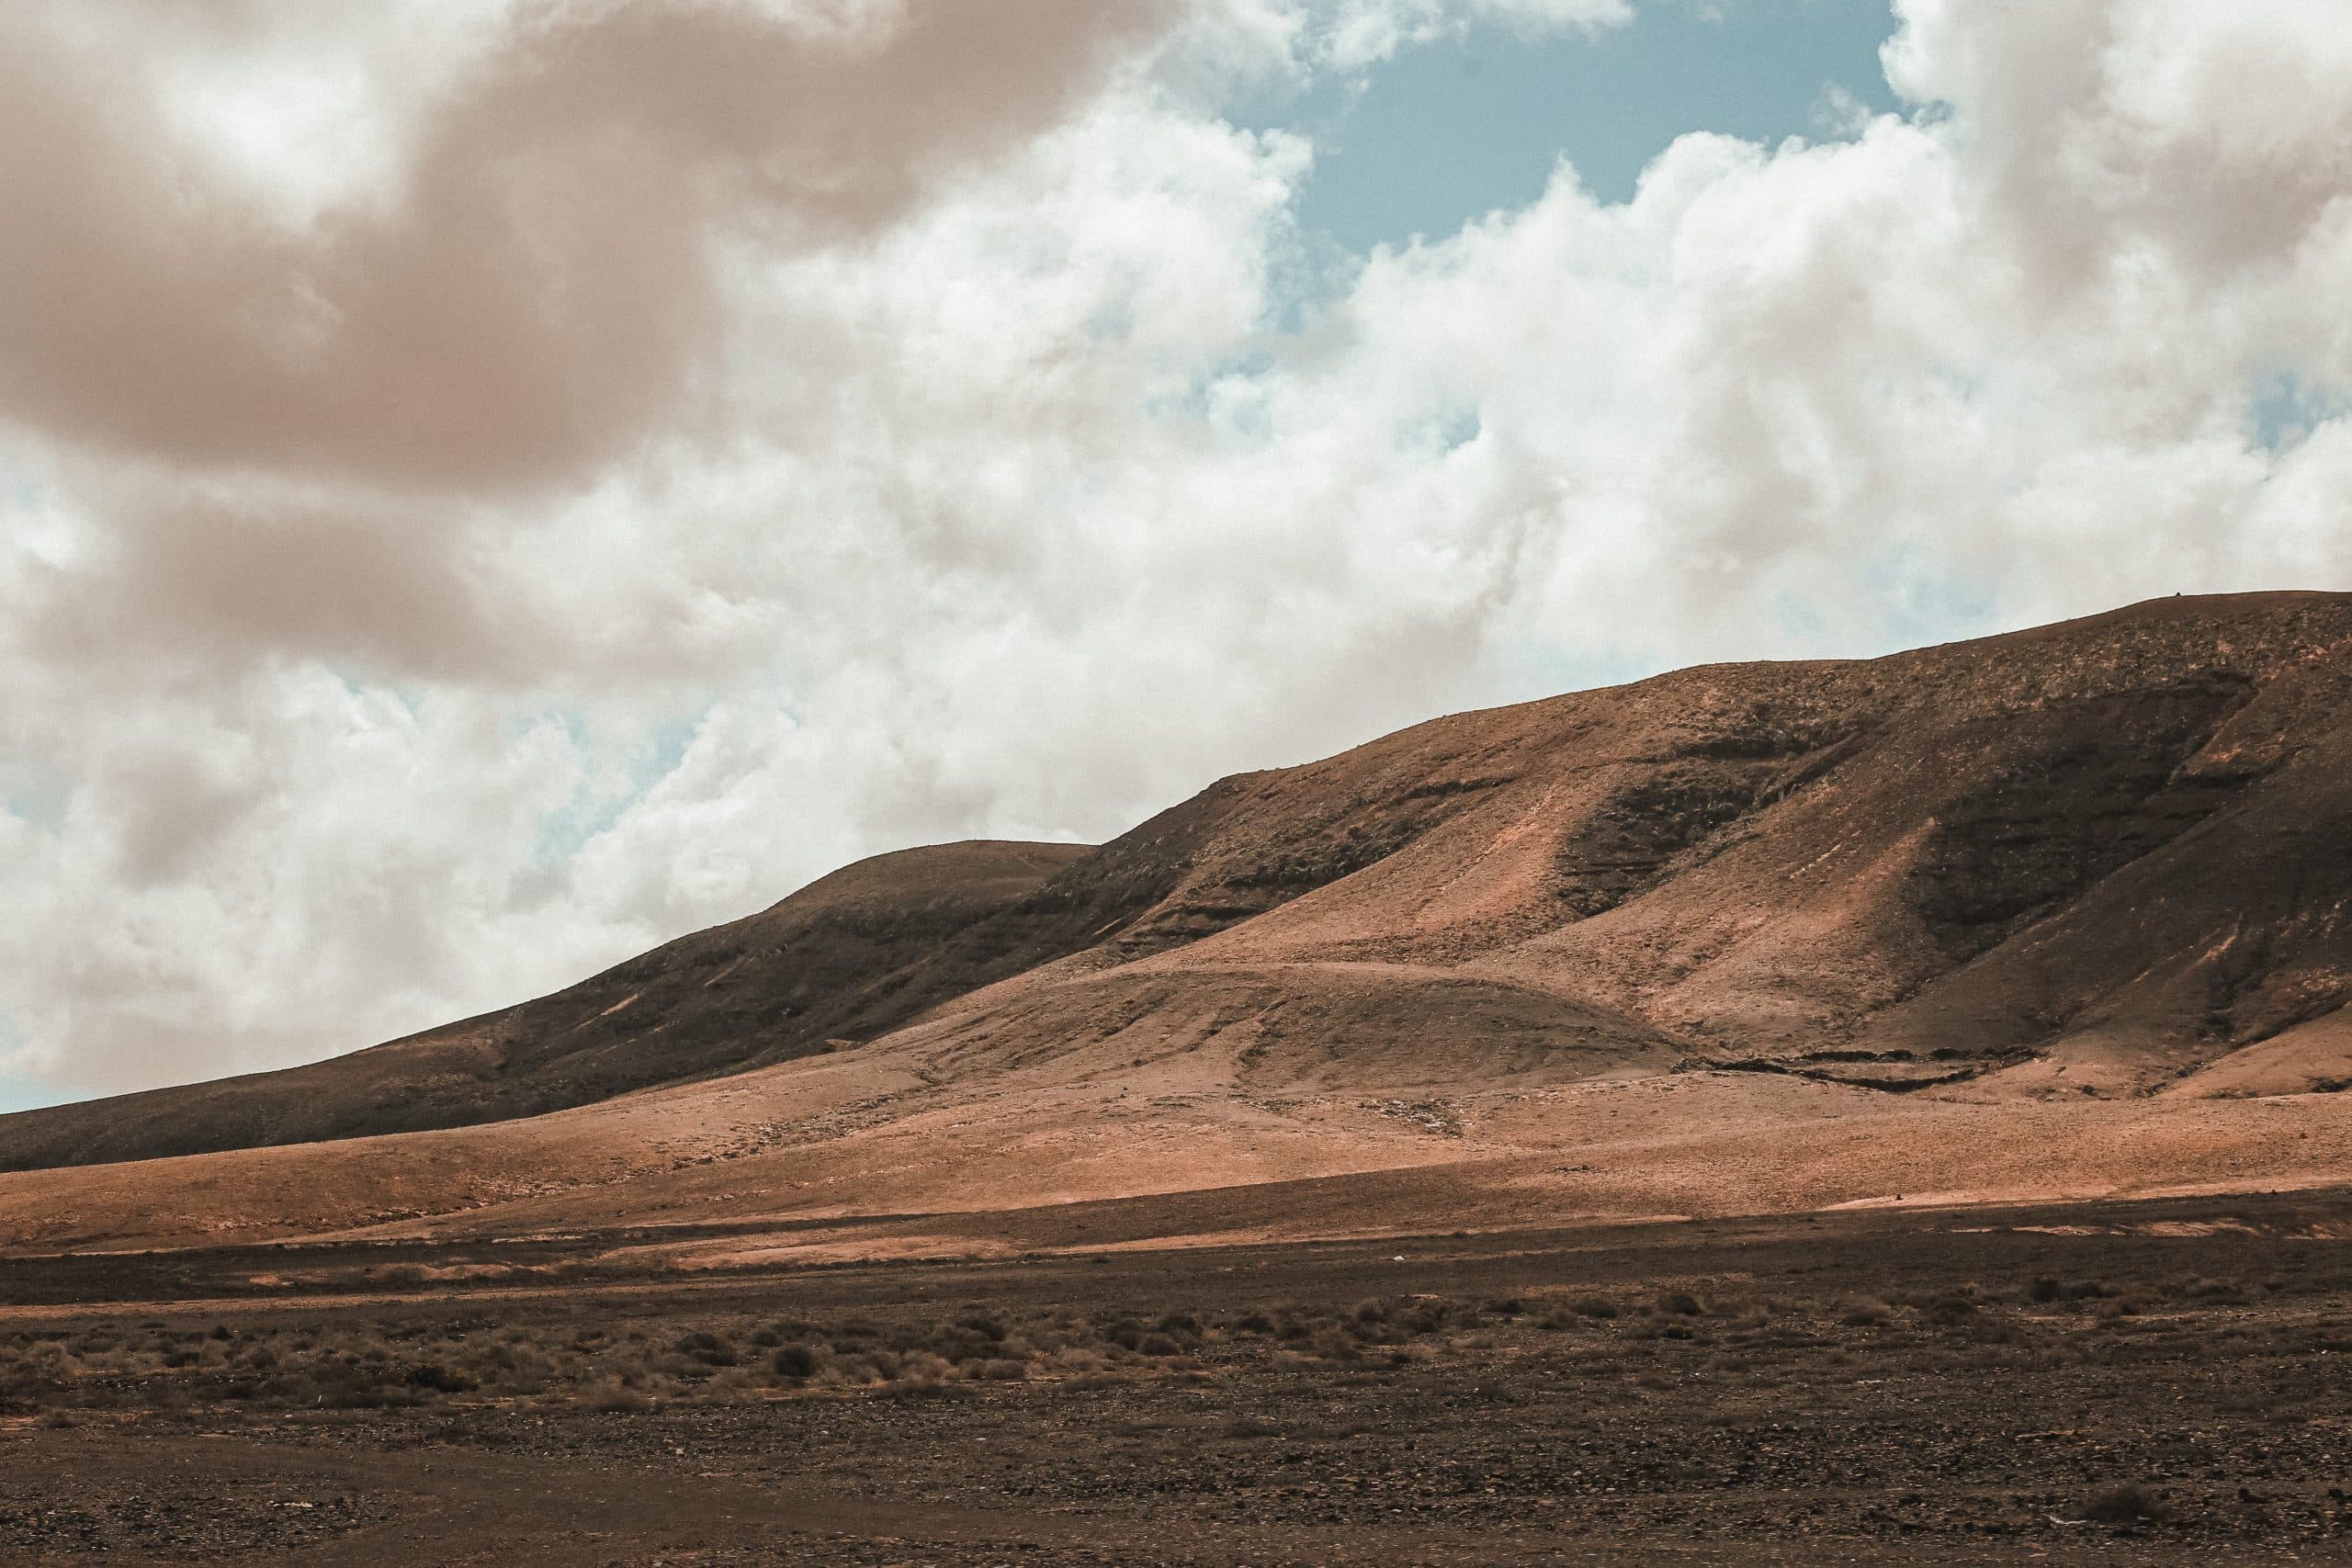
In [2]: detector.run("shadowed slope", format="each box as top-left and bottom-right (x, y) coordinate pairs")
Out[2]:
(0, 840), (1090, 1171)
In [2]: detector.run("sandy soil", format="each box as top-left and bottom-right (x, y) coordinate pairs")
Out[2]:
(6, 1004), (2352, 1265)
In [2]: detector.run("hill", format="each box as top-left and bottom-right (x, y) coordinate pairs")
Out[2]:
(0, 840), (1088, 1170)
(828, 588), (2352, 1107)
(5, 591), (2352, 1251)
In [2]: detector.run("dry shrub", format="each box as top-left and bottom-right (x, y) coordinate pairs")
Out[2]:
(406, 1362), (475, 1394)
(1397, 1299), (1461, 1334)
(770, 1343), (822, 1380)
(580, 1378), (650, 1414)
(1917, 1297), (1976, 1327)
(812, 1357), (885, 1389)
(366, 1264), (429, 1288)
(699, 1368), (763, 1403)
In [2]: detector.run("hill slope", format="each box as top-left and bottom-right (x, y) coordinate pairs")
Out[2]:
(0, 840), (1089, 1171)
(876, 589), (2352, 1107)
(7, 591), (2352, 1209)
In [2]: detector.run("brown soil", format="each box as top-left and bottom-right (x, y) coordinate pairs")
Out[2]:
(3, 1189), (2350, 1563)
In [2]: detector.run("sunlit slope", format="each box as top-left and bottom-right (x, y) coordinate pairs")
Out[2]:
(920, 591), (2352, 1100)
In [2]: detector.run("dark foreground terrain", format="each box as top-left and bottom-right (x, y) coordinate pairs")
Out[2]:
(3, 1190), (2351, 1564)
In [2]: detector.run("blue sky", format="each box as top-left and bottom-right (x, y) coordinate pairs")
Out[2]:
(1257, 0), (1903, 252)
(0, 1073), (76, 1113)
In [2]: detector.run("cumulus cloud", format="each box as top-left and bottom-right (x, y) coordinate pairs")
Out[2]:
(0, 0), (1174, 491)
(3, 0), (2350, 1101)
(1309, 0), (1631, 67)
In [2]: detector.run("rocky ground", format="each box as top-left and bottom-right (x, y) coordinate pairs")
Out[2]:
(2, 1188), (2350, 1563)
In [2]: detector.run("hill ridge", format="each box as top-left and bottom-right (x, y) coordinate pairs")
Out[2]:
(7, 589), (2352, 1182)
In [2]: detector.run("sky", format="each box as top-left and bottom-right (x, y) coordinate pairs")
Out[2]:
(3, 0), (2350, 1111)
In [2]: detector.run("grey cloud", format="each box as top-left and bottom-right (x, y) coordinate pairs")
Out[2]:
(21, 491), (515, 680)
(96, 743), (266, 889)
(0, 0), (1175, 492)
(10, 477), (774, 693)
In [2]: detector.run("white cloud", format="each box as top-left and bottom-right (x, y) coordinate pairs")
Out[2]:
(1313, 0), (1631, 68)
(3, 0), (2350, 1100)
